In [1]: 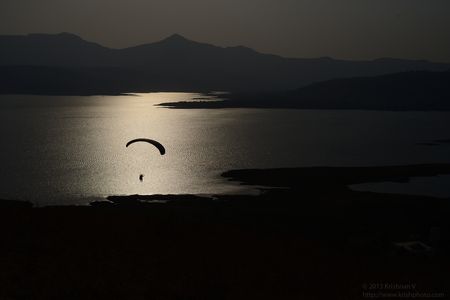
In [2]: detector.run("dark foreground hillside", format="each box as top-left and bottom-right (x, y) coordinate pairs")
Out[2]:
(1, 164), (450, 299)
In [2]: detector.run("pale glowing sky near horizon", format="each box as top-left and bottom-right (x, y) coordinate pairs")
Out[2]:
(1, 0), (450, 62)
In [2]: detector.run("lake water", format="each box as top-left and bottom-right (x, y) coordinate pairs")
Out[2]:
(1, 93), (450, 206)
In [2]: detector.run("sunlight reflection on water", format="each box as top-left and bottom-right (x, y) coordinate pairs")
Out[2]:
(0, 92), (450, 205)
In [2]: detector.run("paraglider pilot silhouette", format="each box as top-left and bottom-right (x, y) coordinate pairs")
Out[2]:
(126, 138), (166, 182)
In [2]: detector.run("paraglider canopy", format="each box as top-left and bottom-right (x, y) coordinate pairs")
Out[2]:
(126, 138), (166, 155)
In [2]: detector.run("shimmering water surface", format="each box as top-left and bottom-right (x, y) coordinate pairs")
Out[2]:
(1, 93), (450, 205)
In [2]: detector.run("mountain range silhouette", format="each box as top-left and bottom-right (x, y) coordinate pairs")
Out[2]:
(1, 33), (449, 95)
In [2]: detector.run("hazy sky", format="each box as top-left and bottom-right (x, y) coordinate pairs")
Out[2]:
(1, 0), (450, 62)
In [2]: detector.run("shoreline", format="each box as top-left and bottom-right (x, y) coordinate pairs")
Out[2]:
(4, 163), (450, 208)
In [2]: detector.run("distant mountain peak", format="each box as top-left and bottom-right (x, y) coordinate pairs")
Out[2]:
(227, 45), (259, 54)
(27, 32), (82, 41)
(161, 33), (191, 43)
(57, 32), (82, 39)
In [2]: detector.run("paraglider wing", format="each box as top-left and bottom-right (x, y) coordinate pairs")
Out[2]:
(126, 138), (166, 155)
